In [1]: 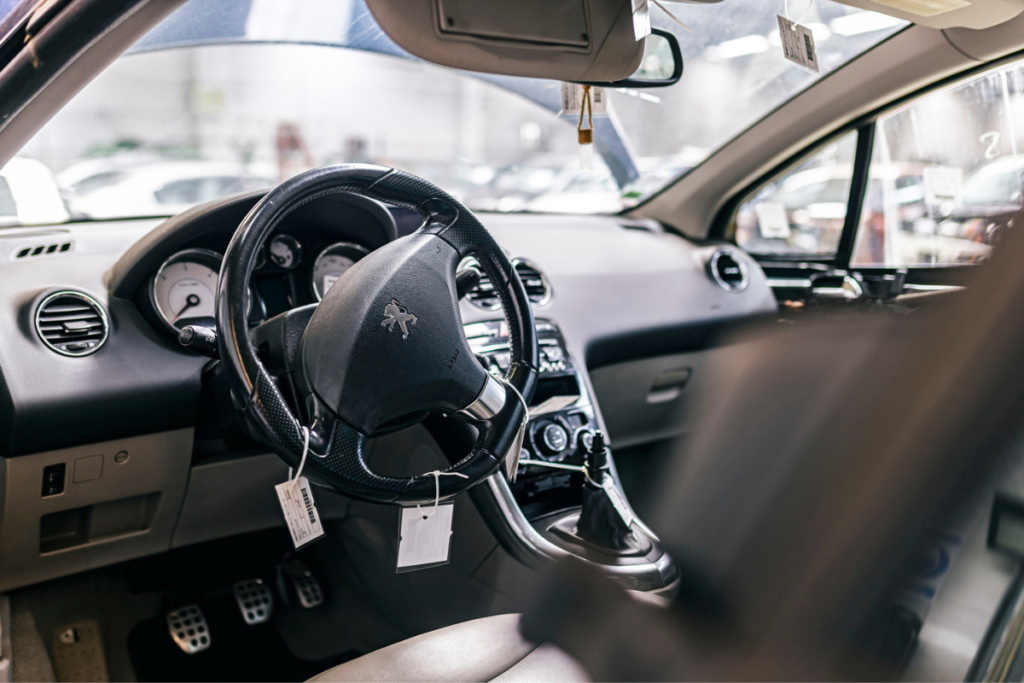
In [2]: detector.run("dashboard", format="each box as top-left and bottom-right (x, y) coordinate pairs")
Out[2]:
(0, 185), (778, 592)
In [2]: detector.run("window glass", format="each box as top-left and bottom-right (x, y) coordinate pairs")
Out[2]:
(7, 0), (906, 224)
(735, 132), (857, 257)
(852, 59), (1024, 266)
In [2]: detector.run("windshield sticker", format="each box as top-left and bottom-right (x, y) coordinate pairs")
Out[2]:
(755, 201), (791, 239)
(923, 166), (964, 208)
(632, 0), (652, 41)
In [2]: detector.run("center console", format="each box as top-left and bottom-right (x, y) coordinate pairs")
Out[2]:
(464, 319), (678, 593)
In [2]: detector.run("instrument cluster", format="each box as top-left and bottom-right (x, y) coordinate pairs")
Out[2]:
(148, 232), (371, 335)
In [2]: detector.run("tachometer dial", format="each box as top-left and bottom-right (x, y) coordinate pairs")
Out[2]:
(268, 234), (302, 270)
(311, 242), (370, 300)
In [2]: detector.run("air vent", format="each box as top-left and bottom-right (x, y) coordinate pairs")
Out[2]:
(459, 257), (551, 310)
(513, 260), (551, 306)
(708, 250), (748, 293)
(35, 291), (109, 357)
(12, 241), (73, 260)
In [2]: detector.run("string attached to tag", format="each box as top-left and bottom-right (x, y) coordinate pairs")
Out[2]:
(293, 426), (310, 481)
(577, 85), (594, 171)
(784, 0), (814, 27)
(649, 0), (691, 32)
(275, 424), (324, 549)
(417, 470), (469, 519)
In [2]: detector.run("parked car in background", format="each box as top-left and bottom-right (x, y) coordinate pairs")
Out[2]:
(0, 157), (69, 226)
(61, 161), (274, 219)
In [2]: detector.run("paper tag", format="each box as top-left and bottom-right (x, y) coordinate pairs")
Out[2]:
(755, 201), (791, 239)
(275, 477), (324, 549)
(560, 83), (608, 116)
(777, 15), (819, 73)
(530, 395), (579, 418)
(397, 503), (454, 572)
(632, 0), (651, 41)
(601, 476), (635, 528)
(923, 166), (964, 207)
(505, 417), (527, 482)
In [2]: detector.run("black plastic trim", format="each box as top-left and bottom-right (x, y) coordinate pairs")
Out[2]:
(836, 123), (875, 269)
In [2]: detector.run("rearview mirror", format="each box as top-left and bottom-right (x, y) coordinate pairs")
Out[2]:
(582, 30), (683, 88)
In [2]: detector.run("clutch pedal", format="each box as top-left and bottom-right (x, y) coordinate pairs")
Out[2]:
(282, 559), (325, 608)
(167, 605), (210, 654)
(233, 578), (274, 625)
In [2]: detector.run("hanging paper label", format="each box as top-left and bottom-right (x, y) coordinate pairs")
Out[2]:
(923, 166), (964, 207)
(755, 201), (791, 239)
(397, 503), (454, 572)
(505, 418), (526, 483)
(777, 15), (820, 74)
(275, 477), (324, 549)
(632, 0), (651, 41)
(601, 476), (635, 528)
(561, 83), (607, 116)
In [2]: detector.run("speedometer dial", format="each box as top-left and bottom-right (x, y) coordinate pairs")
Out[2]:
(311, 242), (370, 300)
(153, 249), (221, 329)
(152, 249), (255, 331)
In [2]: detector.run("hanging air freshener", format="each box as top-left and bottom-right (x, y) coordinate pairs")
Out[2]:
(578, 85), (594, 171)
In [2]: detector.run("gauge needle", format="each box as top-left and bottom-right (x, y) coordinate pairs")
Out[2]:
(172, 293), (201, 322)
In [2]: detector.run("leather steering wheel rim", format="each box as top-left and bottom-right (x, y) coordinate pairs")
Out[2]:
(216, 164), (540, 505)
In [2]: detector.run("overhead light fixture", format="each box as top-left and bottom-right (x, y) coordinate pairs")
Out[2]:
(830, 11), (904, 36)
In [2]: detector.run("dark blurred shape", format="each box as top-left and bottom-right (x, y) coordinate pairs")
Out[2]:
(521, 198), (1024, 679)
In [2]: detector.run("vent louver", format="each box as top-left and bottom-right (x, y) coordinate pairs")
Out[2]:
(13, 241), (73, 260)
(512, 260), (551, 306)
(708, 250), (748, 293)
(35, 291), (109, 357)
(459, 257), (551, 310)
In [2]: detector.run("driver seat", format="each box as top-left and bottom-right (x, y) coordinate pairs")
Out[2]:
(308, 614), (589, 682)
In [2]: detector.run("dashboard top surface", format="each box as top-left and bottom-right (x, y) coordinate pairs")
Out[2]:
(0, 194), (776, 456)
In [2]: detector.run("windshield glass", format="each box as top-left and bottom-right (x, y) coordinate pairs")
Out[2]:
(16, 0), (905, 223)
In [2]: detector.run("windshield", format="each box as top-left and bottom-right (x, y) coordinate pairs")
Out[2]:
(15, 0), (906, 223)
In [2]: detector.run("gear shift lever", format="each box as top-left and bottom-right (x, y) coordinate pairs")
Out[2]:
(575, 431), (636, 551)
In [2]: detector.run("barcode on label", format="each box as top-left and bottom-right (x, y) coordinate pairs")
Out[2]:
(301, 486), (316, 525)
(803, 34), (815, 63)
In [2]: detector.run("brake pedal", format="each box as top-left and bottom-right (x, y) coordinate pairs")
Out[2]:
(233, 578), (274, 625)
(167, 605), (210, 654)
(283, 559), (324, 608)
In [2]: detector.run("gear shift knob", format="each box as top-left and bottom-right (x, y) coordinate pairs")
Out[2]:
(585, 430), (609, 478)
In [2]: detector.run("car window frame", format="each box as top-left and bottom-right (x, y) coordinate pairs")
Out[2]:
(712, 48), (1024, 290)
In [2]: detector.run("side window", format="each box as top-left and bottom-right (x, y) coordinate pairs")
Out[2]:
(734, 132), (857, 258)
(853, 59), (1024, 266)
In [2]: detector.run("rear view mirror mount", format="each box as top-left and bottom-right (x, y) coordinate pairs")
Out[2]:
(581, 29), (683, 89)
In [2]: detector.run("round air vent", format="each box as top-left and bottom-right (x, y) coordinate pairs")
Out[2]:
(458, 257), (551, 310)
(708, 250), (748, 293)
(35, 291), (109, 357)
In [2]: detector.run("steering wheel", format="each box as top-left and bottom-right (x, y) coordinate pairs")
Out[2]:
(215, 165), (539, 505)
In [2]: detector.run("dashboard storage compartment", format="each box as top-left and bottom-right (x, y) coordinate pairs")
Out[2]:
(39, 492), (162, 553)
(0, 429), (192, 591)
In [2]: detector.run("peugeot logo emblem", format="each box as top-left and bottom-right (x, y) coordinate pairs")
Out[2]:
(381, 299), (418, 339)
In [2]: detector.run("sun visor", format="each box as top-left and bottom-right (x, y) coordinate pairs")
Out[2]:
(830, 0), (1024, 30)
(365, 0), (645, 82)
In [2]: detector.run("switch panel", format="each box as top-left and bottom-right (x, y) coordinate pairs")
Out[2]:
(42, 463), (66, 497)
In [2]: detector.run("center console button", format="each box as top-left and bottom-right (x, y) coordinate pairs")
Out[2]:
(541, 423), (569, 456)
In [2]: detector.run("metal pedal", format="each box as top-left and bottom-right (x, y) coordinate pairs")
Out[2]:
(233, 578), (273, 625)
(283, 559), (325, 608)
(167, 605), (210, 654)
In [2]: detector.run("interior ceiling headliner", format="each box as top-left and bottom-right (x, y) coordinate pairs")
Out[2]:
(832, 0), (1024, 29)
